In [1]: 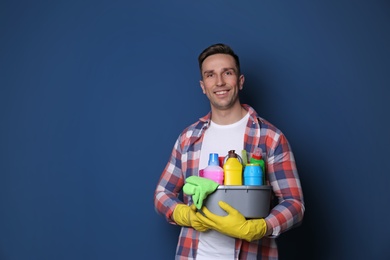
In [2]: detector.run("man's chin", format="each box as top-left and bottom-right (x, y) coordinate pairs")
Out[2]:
(210, 101), (235, 111)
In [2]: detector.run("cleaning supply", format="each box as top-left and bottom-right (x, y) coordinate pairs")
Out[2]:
(241, 150), (248, 167)
(249, 147), (265, 183)
(202, 153), (224, 185)
(183, 176), (219, 209)
(223, 150), (244, 165)
(218, 156), (225, 168)
(172, 204), (209, 231)
(196, 201), (267, 242)
(243, 163), (263, 186)
(223, 150), (243, 185)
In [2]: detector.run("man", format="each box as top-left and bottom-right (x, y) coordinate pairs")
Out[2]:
(154, 43), (304, 259)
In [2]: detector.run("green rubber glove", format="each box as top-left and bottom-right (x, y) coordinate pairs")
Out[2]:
(196, 201), (267, 242)
(183, 176), (219, 210)
(172, 204), (209, 232)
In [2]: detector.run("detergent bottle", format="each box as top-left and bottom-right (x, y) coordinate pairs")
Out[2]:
(243, 163), (263, 186)
(223, 150), (243, 185)
(249, 147), (266, 184)
(203, 153), (224, 185)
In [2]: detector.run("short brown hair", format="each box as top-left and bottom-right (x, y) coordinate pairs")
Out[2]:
(198, 43), (241, 76)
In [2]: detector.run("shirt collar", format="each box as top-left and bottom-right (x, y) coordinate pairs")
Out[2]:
(199, 104), (259, 124)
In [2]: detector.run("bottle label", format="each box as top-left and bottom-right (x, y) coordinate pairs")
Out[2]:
(244, 164), (263, 185)
(223, 158), (243, 185)
(203, 170), (224, 185)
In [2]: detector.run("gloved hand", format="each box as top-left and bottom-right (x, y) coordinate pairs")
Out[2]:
(183, 176), (219, 209)
(196, 201), (267, 242)
(172, 204), (209, 232)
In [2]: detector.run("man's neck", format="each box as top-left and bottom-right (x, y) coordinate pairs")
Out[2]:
(210, 103), (247, 125)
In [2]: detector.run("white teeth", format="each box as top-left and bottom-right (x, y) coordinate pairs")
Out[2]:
(216, 91), (227, 95)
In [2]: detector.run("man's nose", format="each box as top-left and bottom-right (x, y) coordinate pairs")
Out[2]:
(216, 74), (225, 86)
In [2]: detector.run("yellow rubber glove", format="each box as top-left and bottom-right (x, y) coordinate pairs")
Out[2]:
(196, 201), (267, 242)
(172, 204), (209, 232)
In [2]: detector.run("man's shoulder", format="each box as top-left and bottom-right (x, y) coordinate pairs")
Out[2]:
(257, 116), (283, 134)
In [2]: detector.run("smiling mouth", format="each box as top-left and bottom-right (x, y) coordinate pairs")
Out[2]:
(215, 90), (228, 95)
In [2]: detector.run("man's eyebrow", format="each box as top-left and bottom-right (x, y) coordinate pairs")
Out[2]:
(222, 67), (236, 72)
(203, 70), (214, 75)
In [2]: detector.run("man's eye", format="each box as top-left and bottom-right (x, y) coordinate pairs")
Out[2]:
(225, 71), (233, 75)
(206, 73), (214, 78)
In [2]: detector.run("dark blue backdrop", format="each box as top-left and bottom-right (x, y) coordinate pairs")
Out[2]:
(1, 1), (389, 259)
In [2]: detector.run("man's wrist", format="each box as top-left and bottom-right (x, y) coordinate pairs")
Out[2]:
(264, 219), (273, 236)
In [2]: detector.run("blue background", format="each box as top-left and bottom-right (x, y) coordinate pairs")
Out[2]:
(1, 1), (389, 259)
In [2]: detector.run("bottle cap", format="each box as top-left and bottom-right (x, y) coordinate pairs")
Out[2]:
(208, 153), (219, 166)
(252, 147), (263, 160)
(228, 150), (237, 158)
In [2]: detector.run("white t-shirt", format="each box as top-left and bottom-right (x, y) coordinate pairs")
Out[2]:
(196, 112), (249, 260)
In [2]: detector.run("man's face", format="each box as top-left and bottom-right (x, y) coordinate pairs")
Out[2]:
(200, 54), (244, 111)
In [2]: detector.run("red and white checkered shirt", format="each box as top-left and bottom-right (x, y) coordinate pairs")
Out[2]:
(154, 104), (305, 260)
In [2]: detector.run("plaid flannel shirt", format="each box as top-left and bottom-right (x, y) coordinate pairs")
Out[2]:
(154, 104), (305, 260)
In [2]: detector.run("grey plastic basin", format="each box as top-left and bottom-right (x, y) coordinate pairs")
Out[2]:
(203, 185), (272, 219)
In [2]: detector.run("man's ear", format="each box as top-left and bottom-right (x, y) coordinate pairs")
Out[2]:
(200, 80), (206, 94)
(239, 75), (245, 90)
